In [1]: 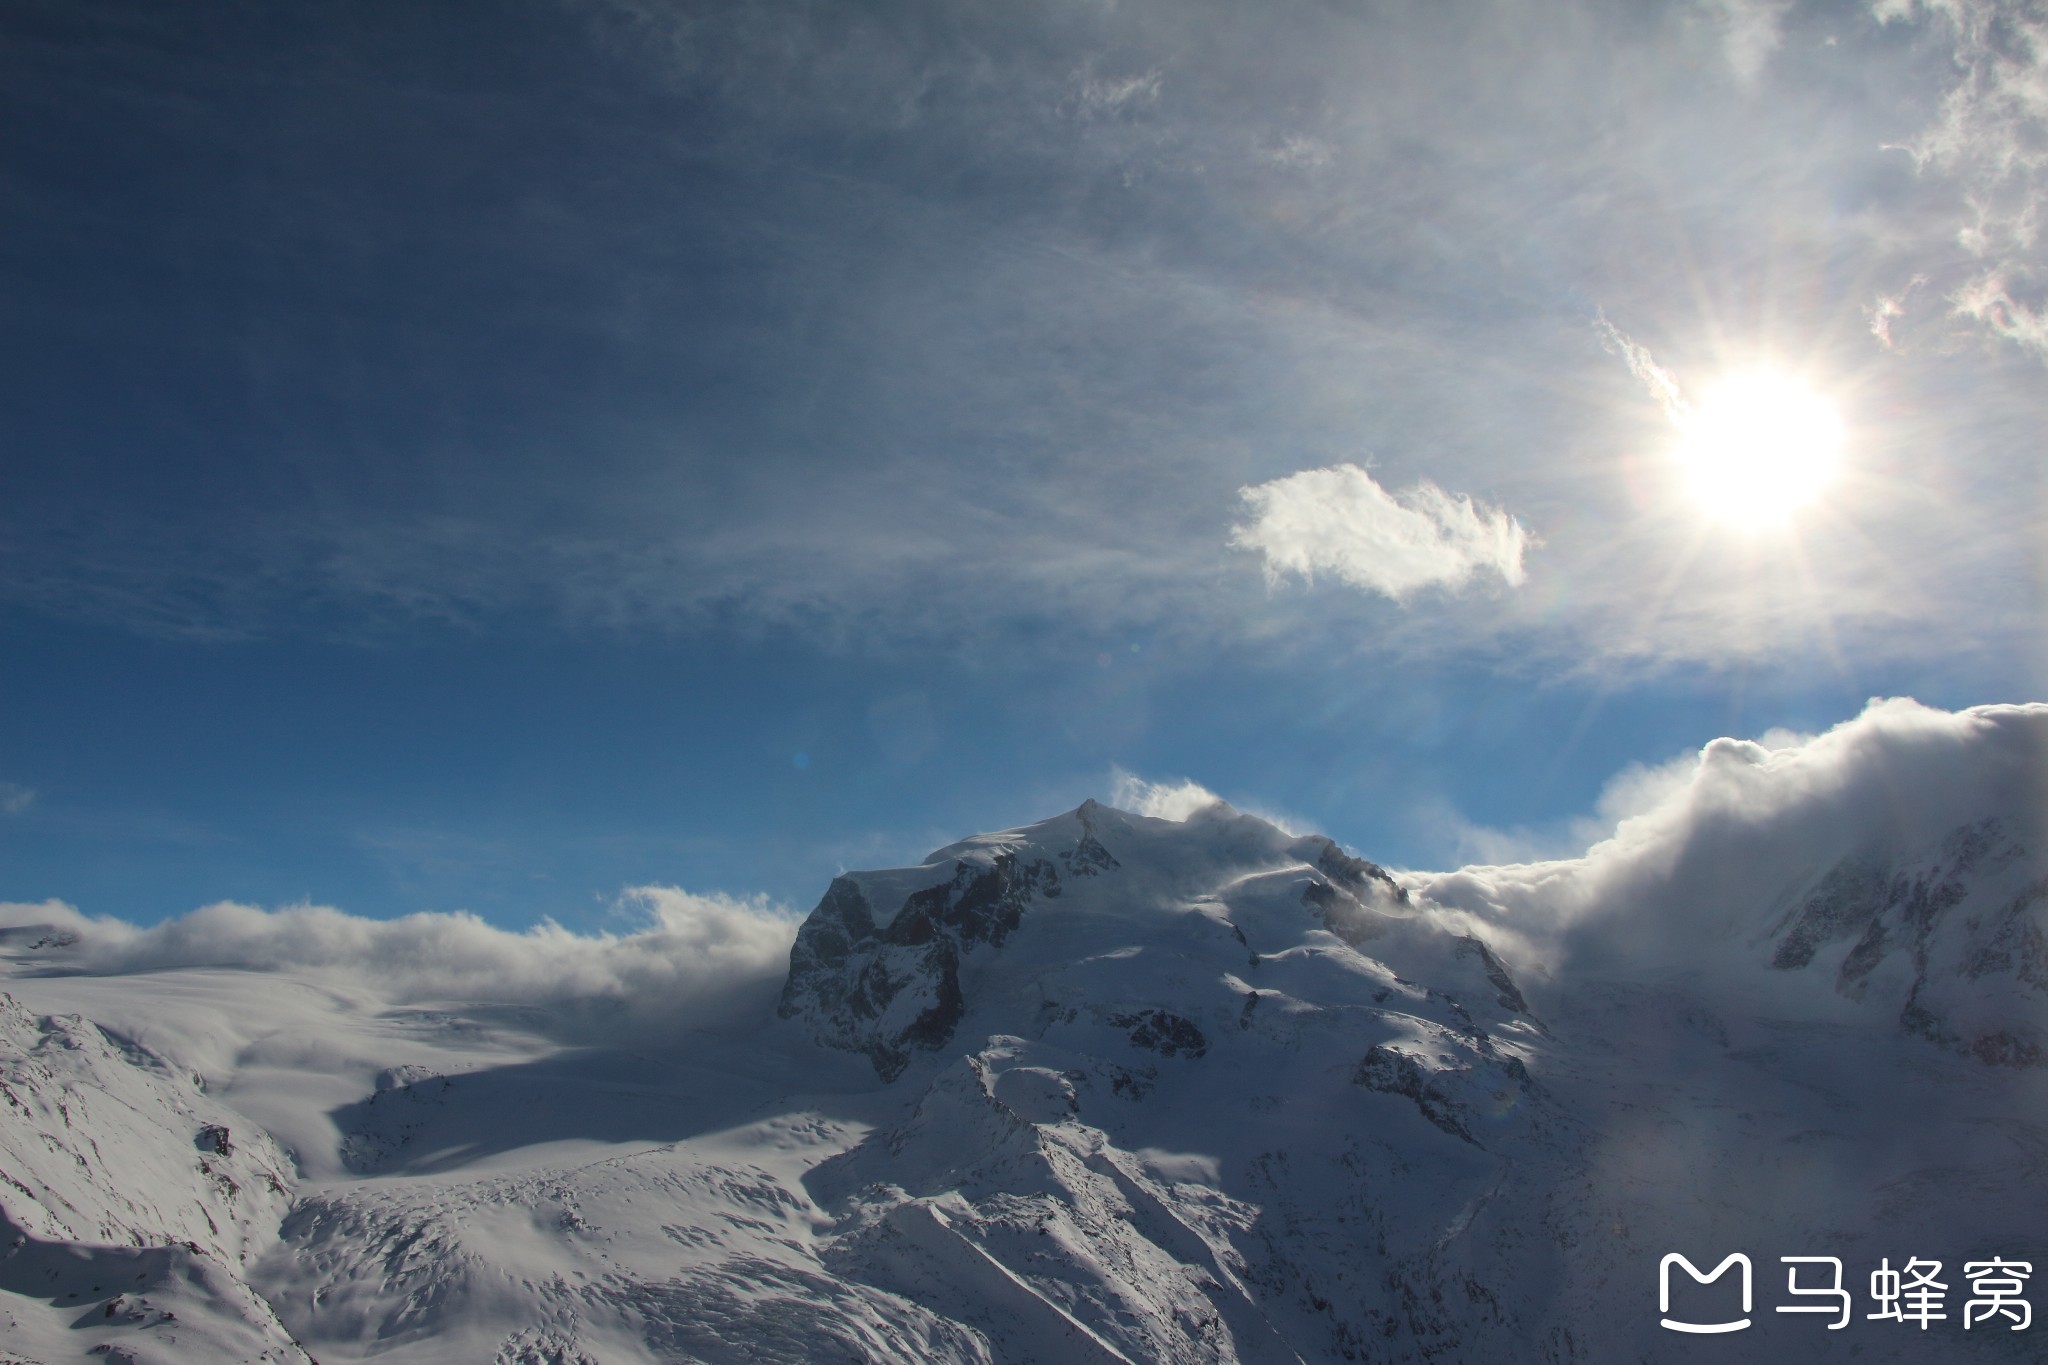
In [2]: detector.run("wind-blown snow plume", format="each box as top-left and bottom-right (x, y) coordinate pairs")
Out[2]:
(0, 886), (798, 1035)
(1107, 767), (1310, 834)
(1232, 463), (1528, 601)
(1108, 768), (1227, 821)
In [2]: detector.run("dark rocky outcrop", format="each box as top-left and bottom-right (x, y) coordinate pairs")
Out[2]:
(1352, 1036), (1532, 1148)
(1352, 1046), (1479, 1146)
(778, 851), (1064, 1080)
(1295, 835), (1409, 948)
(1107, 1009), (1208, 1059)
(1455, 935), (1529, 1014)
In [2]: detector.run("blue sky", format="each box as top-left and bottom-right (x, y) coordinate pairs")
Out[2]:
(1, 0), (2042, 928)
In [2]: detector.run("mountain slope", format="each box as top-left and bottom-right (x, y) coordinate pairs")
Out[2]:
(779, 798), (1555, 1362)
(0, 983), (308, 1363)
(3, 699), (2046, 1362)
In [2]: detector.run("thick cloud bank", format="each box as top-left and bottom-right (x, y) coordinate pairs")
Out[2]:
(1232, 464), (1528, 602)
(0, 886), (799, 1036)
(1415, 697), (2048, 971)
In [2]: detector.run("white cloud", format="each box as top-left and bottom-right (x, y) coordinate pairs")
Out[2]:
(1412, 698), (2048, 971)
(1953, 269), (2048, 353)
(0, 887), (799, 1040)
(1065, 67), (1165, 121)
(1231, 464), (1529, 602)
(7, 0), (2032, 684)
(1699, 0), (1792, 85)
(1867, 274), (1929, 348)
(0, 783), (32, 815)
(1262, 133), (1334, 169)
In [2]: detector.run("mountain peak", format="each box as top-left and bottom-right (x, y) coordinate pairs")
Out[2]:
(776, 800), (1516, 1085)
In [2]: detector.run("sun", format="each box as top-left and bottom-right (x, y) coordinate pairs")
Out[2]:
(1673, 370), (1844, 529)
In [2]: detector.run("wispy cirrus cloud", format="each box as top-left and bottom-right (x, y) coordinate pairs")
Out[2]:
(1698, 0), (1792, 86)
(1593, 313), (1689, 425)
(3, 0), (2038, 686)
(1874, 0), (2048, 357)
(1231, 464), (1529, 603)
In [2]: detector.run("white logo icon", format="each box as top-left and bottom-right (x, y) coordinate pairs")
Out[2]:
(1660, 1252), (1753, 1334)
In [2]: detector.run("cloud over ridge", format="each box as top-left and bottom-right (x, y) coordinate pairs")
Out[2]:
(0, 887), (800, 1038)
(1413, 698), (2048, 972)
(9, 700), (2046, 1048)
(1232, 463), (1529, 602)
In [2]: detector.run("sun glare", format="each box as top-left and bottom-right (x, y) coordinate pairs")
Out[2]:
(1674, 370), (1843, 529)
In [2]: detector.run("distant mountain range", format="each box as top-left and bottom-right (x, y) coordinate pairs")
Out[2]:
(5, 701), (2046, 1362)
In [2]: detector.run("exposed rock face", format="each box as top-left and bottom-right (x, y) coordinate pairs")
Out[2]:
(1456, 935), (1531, 1014)
(1353, 1033), (1533, 1148)
(778, 849), (1067, 1081)
(1108, 1008), (1208, 1059)
(1768, 817), (2048, 1065)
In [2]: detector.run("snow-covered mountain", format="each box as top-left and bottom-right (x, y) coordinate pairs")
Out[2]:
(4, 700), (2046, 1362)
